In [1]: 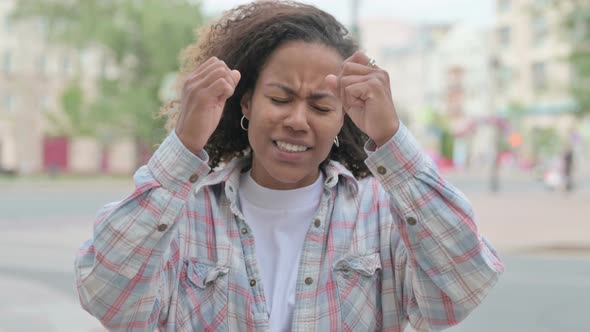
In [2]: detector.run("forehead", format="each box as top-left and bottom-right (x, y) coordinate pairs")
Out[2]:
(259, 41), (344, 83)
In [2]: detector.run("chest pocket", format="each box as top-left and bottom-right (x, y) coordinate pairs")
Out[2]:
(333, 253), (382, 331)
(179, 259), (230, 331)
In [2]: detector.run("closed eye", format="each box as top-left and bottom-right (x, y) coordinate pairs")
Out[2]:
(312, 105), (331, 113)
(270, 97), (290, 104)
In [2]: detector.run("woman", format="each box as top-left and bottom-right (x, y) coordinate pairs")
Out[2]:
(75, 2), (503, 331)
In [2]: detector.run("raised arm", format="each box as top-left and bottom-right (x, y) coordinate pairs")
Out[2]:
(365, 123), (503, 331)
(75, 132), (211, 330)
(327, 51), (503, 331)
(76, 57), (241, 330)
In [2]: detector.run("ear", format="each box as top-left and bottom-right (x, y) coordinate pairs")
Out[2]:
(240, 92), (252, 119)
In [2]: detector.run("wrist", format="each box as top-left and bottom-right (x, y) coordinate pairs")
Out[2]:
(372, 121), (400, 148)
(175, 130), (205, 155)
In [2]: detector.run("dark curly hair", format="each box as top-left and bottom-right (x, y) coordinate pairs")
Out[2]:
(162, 1), (370, 178)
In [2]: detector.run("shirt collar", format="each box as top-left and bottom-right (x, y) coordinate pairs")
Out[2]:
(196, 157), (360, 197)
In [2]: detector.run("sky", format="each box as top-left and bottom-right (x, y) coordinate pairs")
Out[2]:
(201, 0), (496, 28)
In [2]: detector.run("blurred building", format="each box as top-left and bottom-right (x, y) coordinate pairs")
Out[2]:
(433, 25), (497, 170)
(361, 19), (496, 170)
(360, 20), (449, 156)
(0, 0), (135, 175)
(493, 0), (587, 165)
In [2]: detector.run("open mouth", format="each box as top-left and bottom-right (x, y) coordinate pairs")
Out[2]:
(274, 140), (310, 153)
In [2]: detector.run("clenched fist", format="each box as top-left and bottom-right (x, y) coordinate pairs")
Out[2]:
(176, 57), (241, 154)
(325, 52), (399, 147)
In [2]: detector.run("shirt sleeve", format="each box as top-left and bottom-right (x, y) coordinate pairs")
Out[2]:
(364, 123), (504, 331)
(75, 130), (211, 331)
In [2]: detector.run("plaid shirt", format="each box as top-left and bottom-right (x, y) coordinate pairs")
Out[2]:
(75, 123), (504, 332)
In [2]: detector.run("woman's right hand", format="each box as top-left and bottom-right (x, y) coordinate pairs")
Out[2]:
(175, 57), (241, 154)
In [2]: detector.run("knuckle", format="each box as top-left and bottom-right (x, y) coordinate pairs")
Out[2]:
(368, 78), (381, 88)
(343, 62), (354, 72)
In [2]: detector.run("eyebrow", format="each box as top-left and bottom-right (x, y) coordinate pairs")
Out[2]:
(266, 82), (335, 101)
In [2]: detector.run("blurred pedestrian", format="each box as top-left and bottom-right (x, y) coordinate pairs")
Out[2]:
(563, 145), (574, 192)
(74, 2), (503, 331)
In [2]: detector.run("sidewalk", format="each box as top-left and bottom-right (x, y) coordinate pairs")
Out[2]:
(466, 190), (590, 255)
(0, 276), (105, 332)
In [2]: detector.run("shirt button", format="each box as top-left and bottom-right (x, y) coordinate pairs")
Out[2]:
(189, 174), (199, 183)
(157, 224), (168, 232)
(250, 279), (256, 287)
(305, 277), (314, 285)
(314, 218), (321, 227)
(377, 166), (387, 175)
(241, 228), (248, 235)
(406, 217), (417, 226)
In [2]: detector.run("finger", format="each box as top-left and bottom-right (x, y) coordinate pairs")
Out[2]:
(208, 77), (235, 100)
(185, 56), (220, 81)
(187, 58), (228, 85)
(344, 81), (374, 104)
(199, 66), (233, 89)
(183, 68), (234, 105)
(345, 51), (371, 66)
(230, 70), (241, 87)
(340, 75), (371, 90)
(324, 74), (339, 96)
(341, 61), (374, 76)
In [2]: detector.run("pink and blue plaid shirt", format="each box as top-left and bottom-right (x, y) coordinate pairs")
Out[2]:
(75, 123), (503, 332)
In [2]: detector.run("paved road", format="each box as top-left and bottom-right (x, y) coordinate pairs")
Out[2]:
(1, 175), (589, 331)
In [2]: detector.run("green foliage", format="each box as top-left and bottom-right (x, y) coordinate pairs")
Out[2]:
(47, 81), (95, 137)
(531, 127), (561, 158)
(562, 1), (590, 116)
(13, 0), (204, 147)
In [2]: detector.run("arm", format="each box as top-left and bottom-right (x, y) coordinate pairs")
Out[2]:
(75, 131), (211, 331)
(365, 123), (504, 331)
(76, 57), (241, 330)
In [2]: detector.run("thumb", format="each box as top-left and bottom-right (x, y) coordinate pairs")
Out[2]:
(230, 70), (241, 87)
(324, 74), (338, 96)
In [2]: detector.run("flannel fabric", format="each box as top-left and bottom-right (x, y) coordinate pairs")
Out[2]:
(75, 123), (504, 332)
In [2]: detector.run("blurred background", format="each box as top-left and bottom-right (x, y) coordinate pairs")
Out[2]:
(0, 0), (589, 331)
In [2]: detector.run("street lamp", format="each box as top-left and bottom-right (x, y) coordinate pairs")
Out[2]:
(489, 57), (502, 193)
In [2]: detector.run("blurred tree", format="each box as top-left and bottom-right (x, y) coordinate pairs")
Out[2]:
(12, 0), (205, 164)
(562, 0), (590, 116)
(47, 81), (95, 137)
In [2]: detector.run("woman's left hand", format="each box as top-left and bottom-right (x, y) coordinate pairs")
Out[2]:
(326, 52), (400, 147)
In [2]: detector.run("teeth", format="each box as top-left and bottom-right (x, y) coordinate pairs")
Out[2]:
(276, 141), (308, 152)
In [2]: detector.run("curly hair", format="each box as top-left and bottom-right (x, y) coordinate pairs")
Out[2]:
(161, 1), (371, 178)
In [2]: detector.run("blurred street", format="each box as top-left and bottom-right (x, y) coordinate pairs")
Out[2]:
(1, 172), (589, 332)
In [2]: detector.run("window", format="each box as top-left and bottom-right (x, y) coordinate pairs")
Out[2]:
(41, 95), (51, 112)
(532, 62), (547, 91)
(62, 55), (71, 77)
(573, 18), (587, 42)
(37, 55), (47, 76)
(4, 16), (11, 32)
(3, 95), (14, 113)
(38, 17), (49, 39)
(2, 51), (12, 75)
(498, 26), (511, 46)
(532, 16), (548, 46)
(498, 0), (511, 13)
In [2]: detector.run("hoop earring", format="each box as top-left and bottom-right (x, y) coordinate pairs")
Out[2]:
(333, 136), (339, 148)
(240, 115), (248, 131)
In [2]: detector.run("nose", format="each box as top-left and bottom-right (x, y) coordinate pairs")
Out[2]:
(283, 101), (310, 133)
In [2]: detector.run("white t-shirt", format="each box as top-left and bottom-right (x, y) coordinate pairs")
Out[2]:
(238, 171), (324, 332)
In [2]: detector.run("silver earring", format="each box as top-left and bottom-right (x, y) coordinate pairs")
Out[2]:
(333, 136), (339, 148)
(240, 115), (248, 131)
